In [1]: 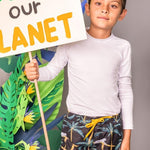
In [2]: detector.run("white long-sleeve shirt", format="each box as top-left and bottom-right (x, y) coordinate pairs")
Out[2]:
(39, 32), (134, 129)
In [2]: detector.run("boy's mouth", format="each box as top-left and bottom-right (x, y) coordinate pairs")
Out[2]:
(97, 16), (109, 20)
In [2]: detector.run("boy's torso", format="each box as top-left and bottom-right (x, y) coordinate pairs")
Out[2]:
(64, 33), (130, 117)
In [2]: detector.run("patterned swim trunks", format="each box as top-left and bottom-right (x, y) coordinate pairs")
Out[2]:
(59, 112), (123, 150)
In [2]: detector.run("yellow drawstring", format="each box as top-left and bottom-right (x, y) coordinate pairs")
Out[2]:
(84, 115), (117, 140)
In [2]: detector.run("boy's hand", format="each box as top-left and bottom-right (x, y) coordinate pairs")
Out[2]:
(25, 59), (39, 81)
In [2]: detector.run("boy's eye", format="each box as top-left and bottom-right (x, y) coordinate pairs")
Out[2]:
(95, 2), (101, 6)
(111, 4), (118, 8)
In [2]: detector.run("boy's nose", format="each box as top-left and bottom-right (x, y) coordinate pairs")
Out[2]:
(101, 9), (108, 14)
(101, 5), (109, 14)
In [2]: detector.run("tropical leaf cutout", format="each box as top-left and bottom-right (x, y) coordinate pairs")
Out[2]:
(14, 103), (63, 144)
(0, 55), (19, 73)
(0, 50), (64, 150)
(0, 54), (26, 149)
(25, 69), (64, 129)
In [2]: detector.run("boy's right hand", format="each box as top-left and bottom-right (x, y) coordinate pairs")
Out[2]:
(25, 59), (39, 81)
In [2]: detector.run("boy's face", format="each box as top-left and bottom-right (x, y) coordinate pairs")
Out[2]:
(85, 0), (127, 32)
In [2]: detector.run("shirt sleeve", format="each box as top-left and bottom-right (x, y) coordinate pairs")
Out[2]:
(38, 45), (68, 81)
(118, 42), (134, 129)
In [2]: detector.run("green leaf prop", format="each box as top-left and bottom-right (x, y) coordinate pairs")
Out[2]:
(0, 50), (64, 150)
(13, 85), (34, 134)
(23, 51), (64, 129)
(0, 54), (26, 149)
(25, 69), (64, 129)
(0, 56), (19, 73)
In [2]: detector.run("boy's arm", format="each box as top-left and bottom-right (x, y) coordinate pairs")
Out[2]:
(118, 42), (133, 129)
(119, 77), (133, 150)
(25, 45), (68, 81)
(120, 129), (131, 150)
(118, 42), (133, 149)
(38, 45), (68, 81)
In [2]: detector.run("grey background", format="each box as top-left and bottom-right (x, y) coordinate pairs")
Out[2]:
(0, 0), (150, 149)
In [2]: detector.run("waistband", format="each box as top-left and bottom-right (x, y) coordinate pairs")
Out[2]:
(67, 111), (121, 120)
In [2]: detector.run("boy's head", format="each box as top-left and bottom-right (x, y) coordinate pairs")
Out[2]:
(85, 0), (127, 36)
(88, 0), (126, 13)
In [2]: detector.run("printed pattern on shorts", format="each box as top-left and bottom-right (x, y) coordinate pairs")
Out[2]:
(59, 112), (123, 150)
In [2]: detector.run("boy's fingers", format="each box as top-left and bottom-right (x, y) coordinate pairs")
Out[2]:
(28, 74), (39, 81)
(25, 71), (39, 80)
(25, 68), (39, 76)
(29, 61), (37, 67)
(28, 66), (38, 72)
(25, 60), (39, 70)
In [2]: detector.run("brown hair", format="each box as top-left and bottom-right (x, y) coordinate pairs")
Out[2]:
(88, 0), (126, 11)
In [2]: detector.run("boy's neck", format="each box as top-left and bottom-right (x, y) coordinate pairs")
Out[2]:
(87, 27), (112, 39)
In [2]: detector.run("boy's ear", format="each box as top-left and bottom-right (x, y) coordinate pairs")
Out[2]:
(118, 9), (127, 21)
(85, 3), (90, 16)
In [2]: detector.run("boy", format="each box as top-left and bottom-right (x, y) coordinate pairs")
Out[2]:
(25, 0), (133, 149)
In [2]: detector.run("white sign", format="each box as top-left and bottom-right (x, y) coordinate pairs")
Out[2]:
(0, 0), (86, 58)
